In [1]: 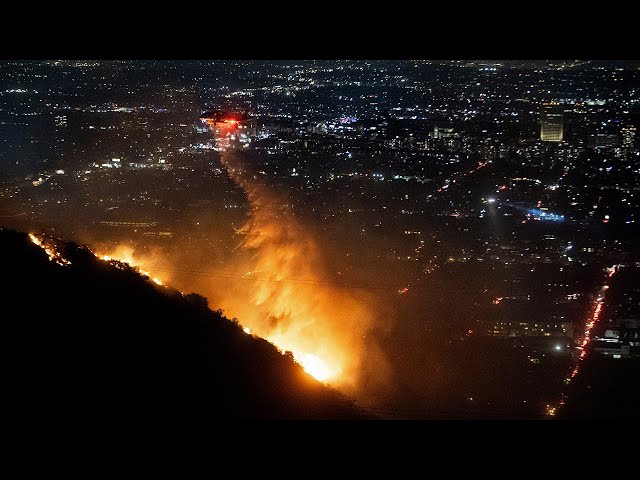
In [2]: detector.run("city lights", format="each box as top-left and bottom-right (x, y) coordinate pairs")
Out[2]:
(3, 60), (639, 420)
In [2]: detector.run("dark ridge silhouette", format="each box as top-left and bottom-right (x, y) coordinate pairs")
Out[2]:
(1, 228), (370, 421)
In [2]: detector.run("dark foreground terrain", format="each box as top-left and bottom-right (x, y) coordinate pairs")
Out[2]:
(1, 228), (368, 421)
(560, 357), (640, 419)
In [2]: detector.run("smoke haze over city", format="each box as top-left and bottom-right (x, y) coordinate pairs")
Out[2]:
(2, 59), (640, 419)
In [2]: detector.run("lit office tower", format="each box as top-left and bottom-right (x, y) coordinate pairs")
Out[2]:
(540, 103), (564, 142)
(622, 126), (636, 148)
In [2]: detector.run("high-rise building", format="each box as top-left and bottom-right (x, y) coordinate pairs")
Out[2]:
(622, 126), (636, 148)
(540, 103), (564, 142)
(431, 125), (454, 139)
(54, 115), (67, 127)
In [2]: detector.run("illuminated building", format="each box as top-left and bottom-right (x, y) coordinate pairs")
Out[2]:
(588, 133), (620, 149)
(54, 115), (67, 127)
(194, 118), (210, 134)
(540, 103), (564, 142)
(484, 320), (572, 338)
(431, 126), (455, 139)
(622, 126), (636, 148)
(593, 318), (640, 359)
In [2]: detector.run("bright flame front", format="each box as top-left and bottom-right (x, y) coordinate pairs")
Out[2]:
(95, 245), (167, 287)
(296, 353), (334, 382)
(94, 243), (348, 383)
(85, 120), (388, 393)
(29, 233), (72, 266)
(197, 125), (383, 391)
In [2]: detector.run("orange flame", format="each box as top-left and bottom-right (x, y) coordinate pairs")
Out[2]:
(29, 233), (72, 266)
(87, 123), (392, 398)
(94, 244), (167, 287)
(213, 149), (385, 389)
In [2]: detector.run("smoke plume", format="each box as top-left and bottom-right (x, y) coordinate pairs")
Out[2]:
(213, 149), (391, 398)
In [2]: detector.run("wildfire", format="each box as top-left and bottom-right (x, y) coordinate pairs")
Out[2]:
(29, 224), (373, 388)
(94, 245), (166, 287)
(28, 232), (168, 287)
(66, 115), (388, 393)
(296, 353), (333, 382)
(205, 142), (381, 389)
(29, 233), (72, 266)
(91, 235), (353, 384)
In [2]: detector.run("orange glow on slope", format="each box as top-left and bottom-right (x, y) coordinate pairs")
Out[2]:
(297, 353), (332, 382)
(91, 233), (354, 384)
(94, 227), (360, 384)
(29, 233), (72, 266)
(87, 116), (388, 394)
(94, 245), (166, 287)
(209, 148), (384, 389)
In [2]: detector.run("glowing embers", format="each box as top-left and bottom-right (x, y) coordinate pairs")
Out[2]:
(28, 233), (71, 267)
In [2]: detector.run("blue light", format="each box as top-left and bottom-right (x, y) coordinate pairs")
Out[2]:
(527, 209), (565, 222)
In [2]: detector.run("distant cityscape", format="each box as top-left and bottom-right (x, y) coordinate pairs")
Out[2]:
(1, 59), (639, 418)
